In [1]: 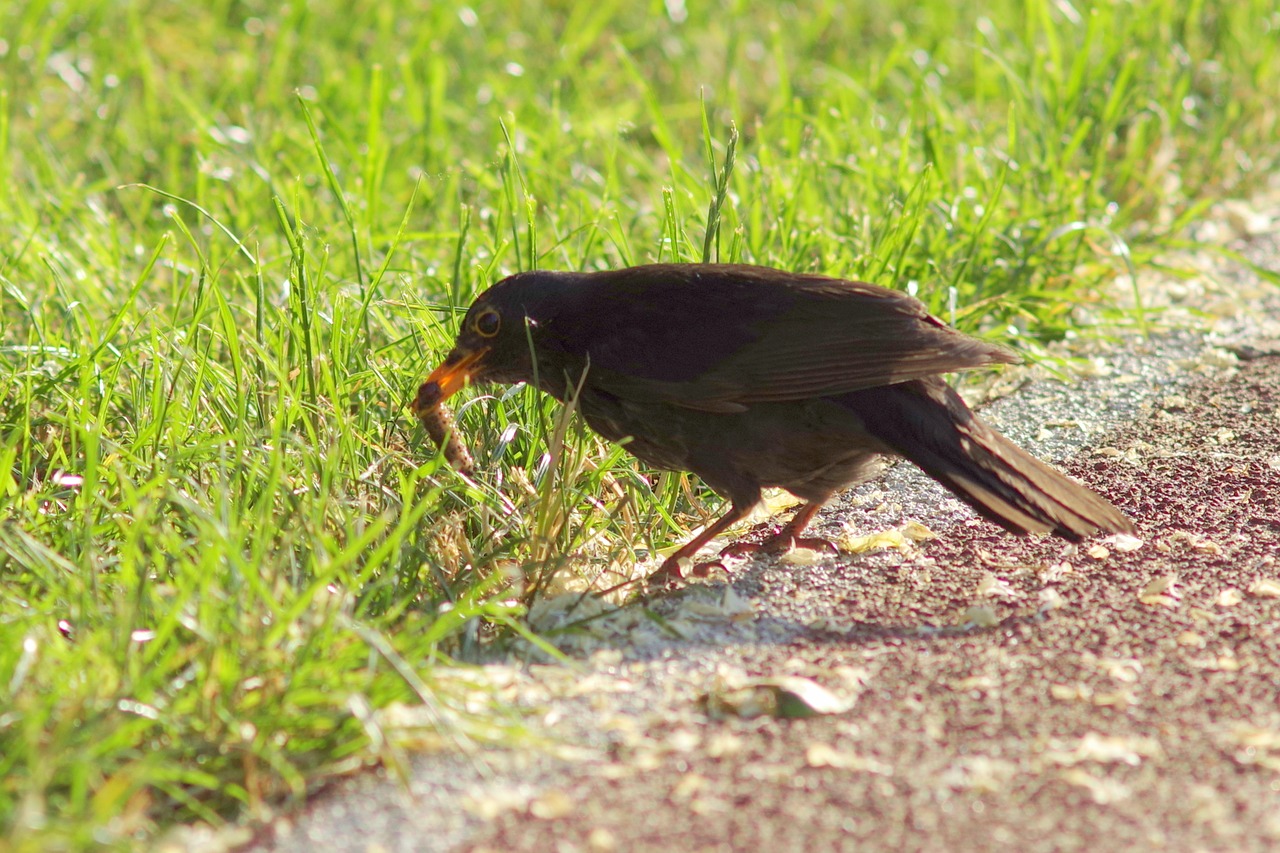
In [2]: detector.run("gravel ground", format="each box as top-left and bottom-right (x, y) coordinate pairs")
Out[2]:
(241, 217), (1280, 853)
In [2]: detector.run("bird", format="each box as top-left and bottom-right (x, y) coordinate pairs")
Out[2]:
(412, 263), (1134, 580)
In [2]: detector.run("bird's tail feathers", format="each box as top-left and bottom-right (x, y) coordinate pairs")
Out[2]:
(851, 381), (1133, 541)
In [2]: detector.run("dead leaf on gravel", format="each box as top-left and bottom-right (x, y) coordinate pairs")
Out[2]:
(805, 742), (892, 774)
(1209, 428), (1236, 446)
(1040, 560), (1074, 582)
(1248, 577), (1280, 598)
(1038, 588), (1067, 612)
(699, 676), (854, 719)
(587, 827), (618, 851)
(600, 714), (641, 739)
(530, 789), (575, 820)
(462, 785), (533, 820)
(1168, 530), (1222, 554)
(1222, 725), (1280, 771)
(568, 673), (637, 699)
(1105, 533), (1145, 553)
(1142, 574), (1178, 597)
(831, 665), (872, 689)
(1177, 347), (1239, 371)
(157, 825), (256, 853)
(1187, 606), (1218, 624)
(959, 604), (1000, 628)
(899, 520), (936, 541)
(1091, 689), (1138, 707)
(1223, 724), (1280, 750)
(1049, 683), (1136, 707)
(627, 750), (664, 773)
(1217, 198), (1276, 237)
(705, 731), (745, 758)
(1192, 536), (1223, 554)
(679, 586), (756, 622)
(836, 521), (934, 554)
(1094, 445), (1146, 465)
(950, 674), (997, 693)
(590, 648), (623, 667)
(975, 572), (1020, 599)
(937, 756), (1018, 793)
(1177, 631), (1208, 648)
(665, 728), (701, 753)
(807, 615), (862, 633)
(760, 489), (803, 515)
(1044, 732), (1162, 767)
(670, 773), (707, 800)
(1086, 655), (1143, 683)
(1059, 769), (1131, 804)
(779, 546), (832, 566)
(1188, 649), (1242, 672)
(525, 593), (610, 633)
(1215, 587), (1245, 607)
(1139, 573), (1181, 608)
(1050, 683), (1091, 702)
(689, 795), (730, 817)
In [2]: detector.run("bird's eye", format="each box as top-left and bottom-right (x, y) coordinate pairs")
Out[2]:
(474, 308), (501, 338)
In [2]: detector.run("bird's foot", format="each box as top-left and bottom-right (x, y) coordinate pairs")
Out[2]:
(649, 555), (728, 587)
(720, 533), (838, 560)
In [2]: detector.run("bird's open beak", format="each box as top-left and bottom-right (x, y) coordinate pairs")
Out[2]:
(411, 347), (488, 415)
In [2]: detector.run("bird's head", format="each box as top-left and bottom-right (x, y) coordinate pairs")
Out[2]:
(411, 271), (572, 415)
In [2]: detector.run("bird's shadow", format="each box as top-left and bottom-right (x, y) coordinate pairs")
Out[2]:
(524, 542), (1052, 665)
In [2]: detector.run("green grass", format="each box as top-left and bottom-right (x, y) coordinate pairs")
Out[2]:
(1, 0), (1277, 847)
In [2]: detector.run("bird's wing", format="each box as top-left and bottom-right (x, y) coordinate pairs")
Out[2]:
(539, 265), (1018, 412)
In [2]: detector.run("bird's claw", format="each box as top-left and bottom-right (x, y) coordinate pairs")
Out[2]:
(720, 534), (838, 560)
(790, 536), (840, 555)
(650, 555), (728, 587)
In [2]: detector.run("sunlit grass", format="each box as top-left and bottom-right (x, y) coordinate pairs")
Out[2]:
(2, 0), (1278, 846)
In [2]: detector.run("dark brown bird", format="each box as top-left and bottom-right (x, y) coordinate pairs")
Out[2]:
(414, 264), (1134, 579)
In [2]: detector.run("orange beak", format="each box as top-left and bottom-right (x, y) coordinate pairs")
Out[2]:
(411, 348), (488, 415)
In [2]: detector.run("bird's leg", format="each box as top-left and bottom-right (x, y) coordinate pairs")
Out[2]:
(651, 502), (755, 583)
(718, 501), (838, 559)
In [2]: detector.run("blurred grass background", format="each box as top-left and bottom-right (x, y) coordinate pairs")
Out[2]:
(1, 0), (1277, 847)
